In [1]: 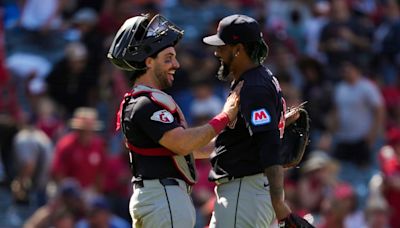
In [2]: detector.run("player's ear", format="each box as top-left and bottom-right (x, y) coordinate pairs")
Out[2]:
(145, 57), (154, 69)
(232, 44), (242, 57)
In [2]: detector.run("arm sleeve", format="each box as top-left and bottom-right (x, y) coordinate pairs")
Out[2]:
(241, 85), (279, 133)
(253, 130), (282, 169)
(131, 97), (182, 143)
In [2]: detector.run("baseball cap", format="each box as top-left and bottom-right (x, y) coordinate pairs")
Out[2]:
(301, 151), (333, 173)
(203, 14), (264, 46)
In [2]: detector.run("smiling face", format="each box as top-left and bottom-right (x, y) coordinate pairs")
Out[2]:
(148, 46), (180, 89)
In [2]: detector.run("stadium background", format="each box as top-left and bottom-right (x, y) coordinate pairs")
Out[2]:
(0, 0), (400, 227)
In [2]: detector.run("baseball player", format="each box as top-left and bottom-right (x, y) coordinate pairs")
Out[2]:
(107, 14), (242, 228)
(203, 15), (313, 228)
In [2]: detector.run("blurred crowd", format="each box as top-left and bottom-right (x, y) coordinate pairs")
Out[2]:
(0, 0), (400, 227)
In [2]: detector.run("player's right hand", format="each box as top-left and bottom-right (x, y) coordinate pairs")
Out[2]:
(222, 81), (243, 121)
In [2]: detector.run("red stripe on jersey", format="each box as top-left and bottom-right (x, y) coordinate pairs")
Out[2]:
(125, 141), (175, 156)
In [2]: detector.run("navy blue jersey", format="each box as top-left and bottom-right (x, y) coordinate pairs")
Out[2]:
(124, 95), (180, 144)
(122, 94), (182, 180)
(209, 66), (284, 180)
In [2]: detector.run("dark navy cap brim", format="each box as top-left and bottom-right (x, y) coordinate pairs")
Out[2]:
(203, 34), (225, 46)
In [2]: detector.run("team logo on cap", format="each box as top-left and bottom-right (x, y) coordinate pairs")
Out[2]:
(151, 110), (174, 123)
(251, 108), (270, 126)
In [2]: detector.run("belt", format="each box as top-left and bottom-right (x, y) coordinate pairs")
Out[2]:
(214, 173), (270, 187)
(133, 178), (192, 193)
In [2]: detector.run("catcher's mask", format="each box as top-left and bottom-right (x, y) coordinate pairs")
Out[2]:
(107, 14), (184, 71)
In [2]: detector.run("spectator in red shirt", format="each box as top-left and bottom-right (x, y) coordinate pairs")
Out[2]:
(378, 127), (400, 228)
(51, 107), (107, 196)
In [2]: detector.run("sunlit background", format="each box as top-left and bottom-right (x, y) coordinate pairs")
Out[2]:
(0, 0), (399, 227)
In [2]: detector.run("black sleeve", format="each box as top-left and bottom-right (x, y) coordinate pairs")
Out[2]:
(253, 130), (282, 169)
(241, 85), (279, 133)
(128, 96), (182, 143)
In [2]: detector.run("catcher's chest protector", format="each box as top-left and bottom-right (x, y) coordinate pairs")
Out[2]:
(117, 85), (198, 184)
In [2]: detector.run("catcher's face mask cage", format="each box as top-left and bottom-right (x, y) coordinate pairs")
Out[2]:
(107, 14), (184, 71)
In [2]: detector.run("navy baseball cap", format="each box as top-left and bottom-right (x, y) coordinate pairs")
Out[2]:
(203, 14), (264, 46)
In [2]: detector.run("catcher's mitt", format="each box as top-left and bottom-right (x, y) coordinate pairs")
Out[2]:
(280, 104), (310, 168)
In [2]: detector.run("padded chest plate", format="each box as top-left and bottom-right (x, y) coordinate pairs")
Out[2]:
(131, 85), (177, 113)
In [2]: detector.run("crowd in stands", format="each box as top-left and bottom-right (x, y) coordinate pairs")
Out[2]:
(0, 0), (399, 227)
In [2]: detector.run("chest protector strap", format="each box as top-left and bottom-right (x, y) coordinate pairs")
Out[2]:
(116, 85), (198, 185)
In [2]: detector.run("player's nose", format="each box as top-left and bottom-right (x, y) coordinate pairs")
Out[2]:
(172, 58), (180, 69)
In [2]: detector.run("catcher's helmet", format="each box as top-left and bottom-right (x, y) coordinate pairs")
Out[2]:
(107, 14), (184, 71)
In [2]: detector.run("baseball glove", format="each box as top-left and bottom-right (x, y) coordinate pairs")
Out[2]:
(280, 103), (310, 168)
(278, 213), (315, 228)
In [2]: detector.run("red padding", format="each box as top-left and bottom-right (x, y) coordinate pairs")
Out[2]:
(126, 142), (175, 156)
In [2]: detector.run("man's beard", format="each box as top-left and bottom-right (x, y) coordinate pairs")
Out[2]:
(154, 67), (172, 89)
(216, 60), (232, 81)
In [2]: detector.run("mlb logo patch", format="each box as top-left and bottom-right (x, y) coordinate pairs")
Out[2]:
(251, 109), (271, 126)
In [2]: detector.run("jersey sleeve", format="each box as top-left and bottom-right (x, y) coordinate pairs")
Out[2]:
(240, 85), (279, 133)
(131, 96), (182, 143)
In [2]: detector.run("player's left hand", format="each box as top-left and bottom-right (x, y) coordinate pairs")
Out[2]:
(285, 101), (307, 126)
(285, 110), (300, 126)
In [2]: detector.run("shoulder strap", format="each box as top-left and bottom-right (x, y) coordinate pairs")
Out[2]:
(115, 85), (177, 131)
(131, 85), (177, 113)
